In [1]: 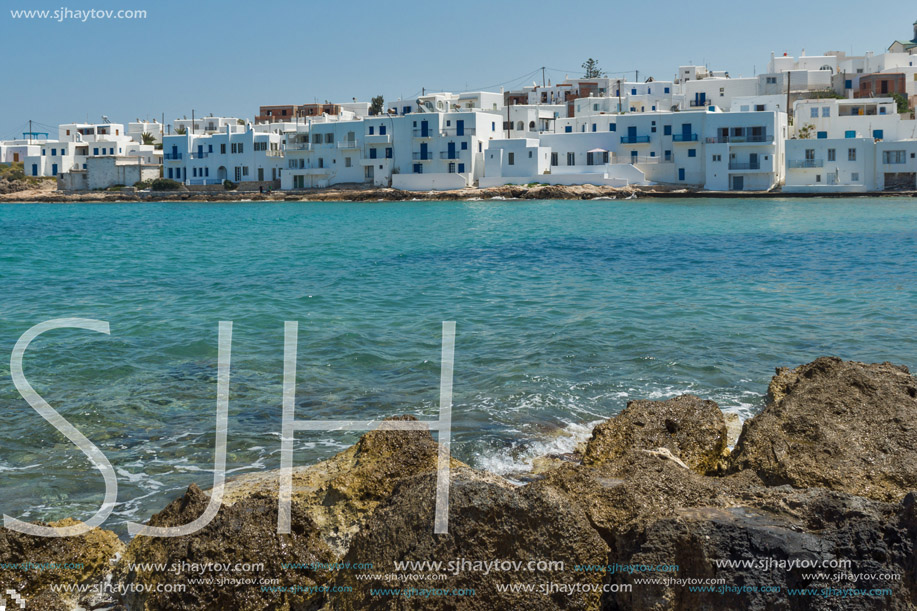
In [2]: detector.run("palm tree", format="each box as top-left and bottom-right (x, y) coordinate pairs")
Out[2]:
(141, 132), (156, 145)
(174, 126), (187, 135)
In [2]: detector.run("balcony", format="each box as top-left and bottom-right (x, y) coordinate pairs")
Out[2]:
(688, 100), (711, 108)
(440, 152), (462, 160)
(364, 133), (391, 144)
(672, 133), (698, 142)
(164, 153), (183, 160)
(189, 152), (208, 159)
(620, 135), (650, 144)
(706, 134), (773, 144)
(413, 152), (433, 160)
(285, 142), (311, 151)
(728, 162), (761, 170)
(266, 150), (284, 158)
(788, 159), (824, 168)
(441, 127), (476, 136)
(337, 140), (359, 149)
(413, 129), (436, 138)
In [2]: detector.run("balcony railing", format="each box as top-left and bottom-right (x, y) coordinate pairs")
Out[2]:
(440, 152), (462, 160)
(189, 152), (208, 159)
(626, 155), (674, 164)
(706, 134), (773, 144)
(413, 152), (433, 160)
(441, 127), (476, 136)
(266, 150), (284, 157)
(688, 100), (711, 108)
(188, 178), (222, 185)
(337, 140), (359, 149)
(788, 159), (824, 168)
(672, 133), (698, 142)
(285, 142), (311, 151)
(413, 129), (436, 138)
(364, 133), (391, 143)
(164, 153), (183, 160)
(728, 162), (761, 170)
(620, 135), (650, 144)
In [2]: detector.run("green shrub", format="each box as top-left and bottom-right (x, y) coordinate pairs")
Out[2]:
(150, 178), (183, 191)
(223, 180), (237, 190)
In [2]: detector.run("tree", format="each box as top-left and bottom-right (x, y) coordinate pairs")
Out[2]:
(141, 132), (156, 145)
(582, 58), (605, 79)
(174, 125), (187, 135)
(370, 95), (385, 116)
(890, 92), (909, 114)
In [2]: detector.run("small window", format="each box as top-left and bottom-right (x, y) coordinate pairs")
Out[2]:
(345, 157), (352, 167)
(817, 131), (827, 139)
(848, 148), (856, 161)
(810, 108), (819, 118)
(368, 126), (374, 135)
(458, 163), (465, 173)
(508, 152), (515, 165)
(688, 149), (696, 157)
(565, 125), (572, 133)
(845, 130), (856, 139)
(609, 123), (616, 132)
(828, 149), (836, 161)
(664, 125), (672, 136)
(815, 174), (821, 183)
(873, 130), (884, 140)
(852, 172), (859, 181)
(528, 151), (533, 158)
(821, 107), (830, 117)
(664, 87), (670, 93)
(461, 142), (467, 150)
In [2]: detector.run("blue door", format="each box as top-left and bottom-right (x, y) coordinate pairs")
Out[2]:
(197, 144), (203, 157)
(447, 142), (456, 159)
(696, 92), (706, 106)
(421, 121), (429, 137)
(678, 168), (685, 181)
(171, 145), (178, 158)
(31, 164), (38, 176)
(456, 120), (464, 136)
(420, 142), (428, 159)
(52, 163), (58, 175)
(627, 126), (637, 141)
(749, 153), (759, 169)
(681, 123), (692, 139)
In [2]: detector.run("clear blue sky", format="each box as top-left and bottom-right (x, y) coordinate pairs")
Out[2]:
(2, 0), (915, 138)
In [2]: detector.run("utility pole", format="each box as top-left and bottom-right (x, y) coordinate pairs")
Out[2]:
(29, 119), (32, 144)
(542, 66), (546, 88)
(636, 70), (639, 83)
(618, 79), (623, 113)
(786, 71), (792, 123)
(192, 109), (195, 135)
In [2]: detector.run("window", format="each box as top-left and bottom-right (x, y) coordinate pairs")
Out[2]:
(221, 144), (226, 154)
(345, 157), (352, 168)
(208, 145), (213, 153)
(688, 149), (696, 157)
(810, 107), (819, 118)
(845, 130), (856, 139)
(631, 88), (637, 95)
(324, 134), (333, 144)
(93, 148), (98, 155)
(461, 141), (467, 150)
(565, 125), (572, 133)
(880, 107), (887, 115)
(413, 163), (422, 174)
(609, 123), (616, 131)
(712, 154), (721, 162)
(567, 152), (575, 165)
(664, 87), (670, 94)
(458, 163), (465, 173)
(592, 123), (597, 132)
(664, 125), (672, 136)
(805, 149), (815, 161)
(883, 150), (906, 164)
(551, 153), (558, 166)
(766, 77), (777, 84)
(51, 149), (57, 156)
(508, 152), (515, 165)
(664, 150), (671, 161)
(817, 132), (827, 139)
(852, 172), (859, 181)
(816, 174), (821, 183)
(828, 149), (836, 161)
(821, 107), (830, 117)
(385, 147), (392, 159)
(380, 125), (386, 135)
(848, 148), (857, 161)
(845, 79), (852, 89)
(242, 166), (249, 176)
(231, 143), (237, 153)
(873, 130), (884, 140)
(369, 148), (377, 159)
(593, 103), (599, 111)
(448, 162), (456, 173)
(755, 104), (766, 112)
(528, 151), (533, 158)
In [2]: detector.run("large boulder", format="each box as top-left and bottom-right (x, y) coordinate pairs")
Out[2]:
(116, 485), (336, 610)
(220, 415), (456, 555)
(0, 518), (124, 611)
(582, 394), (728, 475)
(729, 357), (917, 502)
(329, 466), (610, 610)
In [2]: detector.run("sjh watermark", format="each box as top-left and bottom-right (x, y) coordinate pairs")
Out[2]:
(9, 7), (147, 22)
(4, 318), (456, 538)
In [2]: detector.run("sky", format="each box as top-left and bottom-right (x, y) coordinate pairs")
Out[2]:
(1, 0), (916, 138)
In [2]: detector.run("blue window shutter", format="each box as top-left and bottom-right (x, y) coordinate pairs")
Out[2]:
(817, 131), (827, 139)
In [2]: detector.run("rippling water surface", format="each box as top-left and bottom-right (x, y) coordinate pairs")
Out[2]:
(1, 198), (915, 534)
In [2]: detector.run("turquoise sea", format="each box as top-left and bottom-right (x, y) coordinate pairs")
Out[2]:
(1, 198), (915, 535)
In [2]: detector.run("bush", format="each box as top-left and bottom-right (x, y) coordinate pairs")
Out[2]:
(107, 184), (126, 191)
(223, 180), (237, 190)
(150, 178), (183, 191)
(134, 179), (153, 189)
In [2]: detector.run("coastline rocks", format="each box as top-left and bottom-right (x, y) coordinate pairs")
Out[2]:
(116, 484), (336, 611)
(329, 466), (609, 610)
(0, 518), (124, 611)
(729, 357), (917, 502)
(582, 394), (728, 475)
(219, 415), (456, 555)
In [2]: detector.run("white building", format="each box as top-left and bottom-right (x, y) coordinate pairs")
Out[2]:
(23, 123), (156, 177)
(58, 156), (160, 191)
(162, 126), (284, 185)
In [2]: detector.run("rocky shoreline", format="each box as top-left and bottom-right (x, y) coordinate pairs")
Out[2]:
(2, 181), (917, 204)
(2, 356), (916, 610)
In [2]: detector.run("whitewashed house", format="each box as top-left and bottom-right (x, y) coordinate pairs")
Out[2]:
(23, 123), (155, 177)
(162, 126), (284, 186)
